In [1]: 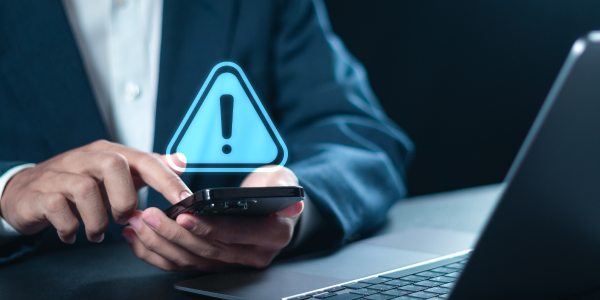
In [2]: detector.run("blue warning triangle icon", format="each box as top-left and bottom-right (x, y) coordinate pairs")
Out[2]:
(166, 62), (288, 172)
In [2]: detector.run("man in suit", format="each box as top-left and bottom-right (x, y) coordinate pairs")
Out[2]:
(0, 0), (413, 271)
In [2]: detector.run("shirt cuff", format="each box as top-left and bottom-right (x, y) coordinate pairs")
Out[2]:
(0, 163), (36, 237)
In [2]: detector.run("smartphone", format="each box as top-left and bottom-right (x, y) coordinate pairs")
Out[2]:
(163, 186), (305, 220)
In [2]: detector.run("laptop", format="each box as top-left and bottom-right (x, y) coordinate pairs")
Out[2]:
(173, 31), (600, 300)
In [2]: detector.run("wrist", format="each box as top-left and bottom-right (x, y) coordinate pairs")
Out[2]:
(0, 164), (36, 219)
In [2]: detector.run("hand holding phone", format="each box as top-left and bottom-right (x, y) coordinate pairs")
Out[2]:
(124, 165), (304, 271)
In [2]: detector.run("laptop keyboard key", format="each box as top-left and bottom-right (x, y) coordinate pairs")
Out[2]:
(364, 294), (395, 300)
(313, 292), (337, 299)
(430, 267), (458, 274)
(366, 284), (393, 291)
(444, 272), (460, 278)
(401, 275), (429, 282)
(322, 294), (362, 300)
(415, 271), (443, 278)
(382, 279), (412, 287)
(380, 271), (426, 280)
(381, 289), (411, 297)
(289, 296), (311, 300)
(407, 291), (438, 299)
(443, 263), (464, 269)
(398, 285), (426, 292)
(349, 289), (378, 296)
(424, 287), (451, 294)
(413, 280), (441, 287)
(343, 282), (371, 289)
(360, 277), (390, 284)
(440, 282), (454, 289)
(378, 271), (405, 279)
(429, 276), (455, 283)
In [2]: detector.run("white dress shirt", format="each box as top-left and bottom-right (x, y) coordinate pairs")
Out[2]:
(0, 0), (163, 236)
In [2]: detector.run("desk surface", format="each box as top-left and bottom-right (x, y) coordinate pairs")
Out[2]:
(0, 184), (502, 300)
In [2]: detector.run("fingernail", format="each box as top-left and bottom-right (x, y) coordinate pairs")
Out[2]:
(122, 232), (134, 243)
(178, 218), (195, 231)
(180, 191), (192, 200)
(90, 233), (104, 243)
(129, 216), (142, 231)
(143, 211), (160, 228)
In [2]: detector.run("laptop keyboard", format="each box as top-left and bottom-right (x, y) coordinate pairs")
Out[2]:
(286, 259), (467, 300)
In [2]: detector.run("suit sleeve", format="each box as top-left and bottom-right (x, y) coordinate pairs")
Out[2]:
(0, 161), (45, 265)
(273, 0), (414, 253)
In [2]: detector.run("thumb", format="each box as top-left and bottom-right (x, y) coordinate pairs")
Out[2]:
(275, 201), (304, 218)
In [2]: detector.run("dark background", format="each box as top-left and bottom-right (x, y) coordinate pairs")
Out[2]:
(324, 0), (600, 196)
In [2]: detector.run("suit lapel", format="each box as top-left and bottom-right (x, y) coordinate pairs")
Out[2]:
(1, 0), (108, 154)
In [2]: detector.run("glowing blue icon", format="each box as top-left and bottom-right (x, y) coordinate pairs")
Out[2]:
(166, 62), (288, 172)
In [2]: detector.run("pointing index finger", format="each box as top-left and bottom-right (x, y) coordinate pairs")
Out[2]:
(131, 153), (192, 205)
(88, 141), (192, 205)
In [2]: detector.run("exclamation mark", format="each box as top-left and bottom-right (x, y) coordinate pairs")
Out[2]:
(220, 94), (234, 154)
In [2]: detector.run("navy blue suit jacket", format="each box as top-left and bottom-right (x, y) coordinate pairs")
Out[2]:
(0, 0), (413, 263)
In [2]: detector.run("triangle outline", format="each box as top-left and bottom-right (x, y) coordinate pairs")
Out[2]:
(166, 62), (288, 172)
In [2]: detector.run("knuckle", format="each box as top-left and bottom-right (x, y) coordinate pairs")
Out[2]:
(162, 226), (183, 242)
(165, 174), (185, 189)
(134, 248), (149, 261)
(55, 154), (72, 167)
(72, 176), (98, 197)
(229, 222), (250, 240)
(194, 224), (216, 237)
(200, 245), (223, 260)
(114, 200), (137, 215)
(44, 194), (67, 213)
(143, 236), (161, 253)
(87, 217), (110, 234)
(113, 196), (138, 215)
(56, 219), (79, 236)
(100, 152), (128, 172)
(174, 257), (195, 269)
(92, 139), (112, 148)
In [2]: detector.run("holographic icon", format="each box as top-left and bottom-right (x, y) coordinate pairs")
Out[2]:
(166, 62), (288, 172)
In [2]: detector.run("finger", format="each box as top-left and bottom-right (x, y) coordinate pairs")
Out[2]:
(40, 193), (80, 244)
(128, 210), (237, 270)
(175, 211), (294, 250)
(124, 226), (238, 271)
(275, 200), (304, 218)
(142, 208), (276, 268)
(122, 226), (184, 271)
(56, 150), (138, 224)
(40, 173), (108, 242)
(156, 153), (186, 175)
(86, 140), (192, 205)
